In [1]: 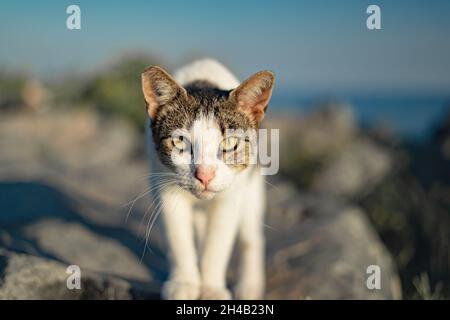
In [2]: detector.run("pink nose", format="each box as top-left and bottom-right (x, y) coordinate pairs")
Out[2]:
(195, 165), (216, 188)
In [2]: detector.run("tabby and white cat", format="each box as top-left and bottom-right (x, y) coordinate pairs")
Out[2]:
(141, 59), (275, 300)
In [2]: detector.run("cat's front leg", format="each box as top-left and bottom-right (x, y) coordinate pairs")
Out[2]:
(234, 204), (265, 300)
(200, 200), (241, 300)
(235, 174), (266, 300)
(160, 187), (201, 300)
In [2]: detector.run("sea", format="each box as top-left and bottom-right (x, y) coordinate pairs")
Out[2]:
(271, 92), (450, 141)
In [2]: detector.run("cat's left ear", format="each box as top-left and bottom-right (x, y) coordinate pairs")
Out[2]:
(141, 66), (187, 120)
(230, 71), (275, 123)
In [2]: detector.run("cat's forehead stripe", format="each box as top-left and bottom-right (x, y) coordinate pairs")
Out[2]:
(152, 84), (255, 141)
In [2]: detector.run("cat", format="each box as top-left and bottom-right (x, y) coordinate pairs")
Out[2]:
(141, 58), (275, 300)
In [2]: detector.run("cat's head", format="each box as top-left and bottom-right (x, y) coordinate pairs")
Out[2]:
(141, 66), (275, 200)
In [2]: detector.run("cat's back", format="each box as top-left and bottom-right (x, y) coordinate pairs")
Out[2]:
(174, 58), (240, 90)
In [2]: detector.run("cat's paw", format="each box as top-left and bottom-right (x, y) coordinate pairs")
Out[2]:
(201, 286), (232, 300)
(234, 282), (265, 300)
(162, 281), (201, 300)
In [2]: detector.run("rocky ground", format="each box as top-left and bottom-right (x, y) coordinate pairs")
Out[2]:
(0, 109), (401, 299)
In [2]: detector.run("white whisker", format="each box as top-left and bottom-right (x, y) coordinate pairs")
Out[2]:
(141, 187), (182, 262)
(124, 178), (178, 222)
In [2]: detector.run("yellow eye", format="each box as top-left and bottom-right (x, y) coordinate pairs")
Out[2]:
(222, 136), (239, 152)
(172, 136), (188, 151)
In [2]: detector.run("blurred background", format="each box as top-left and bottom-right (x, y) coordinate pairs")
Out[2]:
(0, 0), (449, 299)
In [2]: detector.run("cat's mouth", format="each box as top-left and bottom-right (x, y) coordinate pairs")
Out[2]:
(196, 189), (216, 200)
(177, 176), (225, 200)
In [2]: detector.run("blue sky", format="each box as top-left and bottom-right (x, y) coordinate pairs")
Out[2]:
(1, 0), (450, 94)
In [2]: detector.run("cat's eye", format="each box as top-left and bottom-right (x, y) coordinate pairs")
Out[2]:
(221, 136), (239, 152)
(172, 136), (189, 151)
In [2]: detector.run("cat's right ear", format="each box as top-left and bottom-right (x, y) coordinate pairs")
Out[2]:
(141, 66), (187, 120)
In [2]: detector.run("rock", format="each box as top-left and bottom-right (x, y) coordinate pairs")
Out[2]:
(312, 141), (391, 198)
(0, 110), (137, 174)
(23, 219), (152, 281)
(264, 182), (402, 299)
(0, 181), (167, 285)
(267, 104), (356, 161)
(0, 249), (160, 299)
(21, 80), (50, 113)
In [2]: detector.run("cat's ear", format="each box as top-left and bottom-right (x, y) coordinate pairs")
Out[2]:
(141, 66), (187, 120)
(230, 70), (275, 123)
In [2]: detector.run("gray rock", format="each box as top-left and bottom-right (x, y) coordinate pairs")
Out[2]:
(0, 249), (160, 299)
(312, 141), (391, 198)
(264, 182), (402, 299)
(23, 219), (152, 281)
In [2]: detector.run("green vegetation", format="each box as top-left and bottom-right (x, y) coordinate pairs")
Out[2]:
(80, 55), (164, 131)
(360, 162), (449, 299)
(0, 71), (27, 109)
